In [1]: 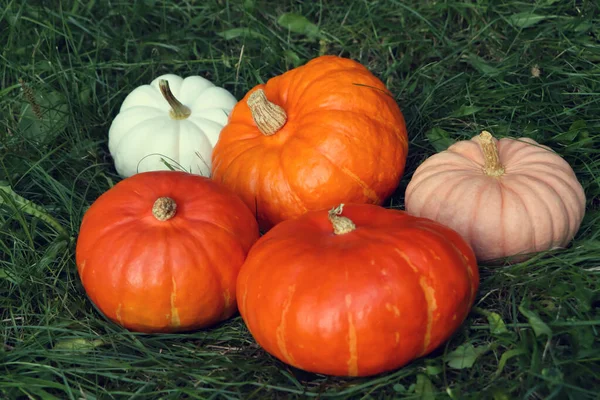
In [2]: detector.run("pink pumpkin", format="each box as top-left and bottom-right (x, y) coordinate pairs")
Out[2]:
(405, 131), (586, 262)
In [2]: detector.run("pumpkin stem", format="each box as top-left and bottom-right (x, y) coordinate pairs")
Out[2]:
(328, 204), (356, 235)
(478, 131), (505, 177)
(247, 89), (287, 136)
(152, 197), (177, 221)
(159, 79), (191, 120)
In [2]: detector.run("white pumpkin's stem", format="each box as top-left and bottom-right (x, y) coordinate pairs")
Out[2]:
(328, 204), (356, 235)
(478, 131), (505, 177)
(247, 89), (287, 136)
(159, 80), (191, 120)
(152, 197), (177, 221)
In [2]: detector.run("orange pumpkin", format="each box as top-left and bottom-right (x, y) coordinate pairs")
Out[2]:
(237, 203), (479, 377)
(211, 55), (409, 231)
(75, 171), (259, 333)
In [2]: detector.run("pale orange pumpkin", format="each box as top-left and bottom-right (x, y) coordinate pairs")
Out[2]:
(405, 131), (586, 262)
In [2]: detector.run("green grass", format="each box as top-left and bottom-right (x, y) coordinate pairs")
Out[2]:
(1, 0), (599, 398)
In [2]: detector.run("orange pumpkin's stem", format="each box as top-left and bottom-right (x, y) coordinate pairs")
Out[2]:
(247, 89), (287, 136)
(152, 197), (177, 221)
(328, 204), (356, 235)
(478, 131), (505, 177)
(159, 79), (191, 120)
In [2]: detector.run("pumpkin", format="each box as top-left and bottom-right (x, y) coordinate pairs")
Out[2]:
(211, 55), (409, 231)
(75, 171), (259, 333)
(405, 131), (586, 262)
(237, 203), (479, 377)
(108, 74), (237, 178)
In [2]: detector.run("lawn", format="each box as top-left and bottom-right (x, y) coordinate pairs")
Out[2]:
(1, 0), (599, 399)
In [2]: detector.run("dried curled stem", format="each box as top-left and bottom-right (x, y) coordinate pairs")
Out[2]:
(478, 131), (505, 177)
(247, 89), (287, 135)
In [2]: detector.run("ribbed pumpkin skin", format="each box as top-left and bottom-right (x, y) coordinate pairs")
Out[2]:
(211, 56), (409, 231)
(75, 171), (259, 333)
(405, 136), (586, 262)
(236, 204), (479, 377)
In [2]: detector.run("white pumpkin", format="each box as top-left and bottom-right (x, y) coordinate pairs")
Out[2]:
(108, 74), (237, 178)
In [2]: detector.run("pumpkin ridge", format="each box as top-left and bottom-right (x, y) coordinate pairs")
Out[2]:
(109, 113), (168, 152)
(510, 159), (580, 178)
(425, 168), (479, 190)
(217, 136), (266, 162)
(188, 86), (234, 107)
(278, 146), (308, 214)
(187, 109), (229, 125)
(159, 226), (180, 328)
(285, 67), (318, 110)
(290, 66), (369, 110)
(497, 140), (545, 165)
(275, 284), (297, 366)
(79, 216), (138, 257)
(291, 111), (406, 165)
(495, 137), (529, 165)
(81, 218), (142, 288)
(415, 223), (476, 284)
(116, 304), (124, 325)
(430, 175), (474, 222)
(215, 141), (266, 184)
(112, 229), (148, 327)
(294, 74), (388, 113)
(170, 277), (181, 328)
(357, 228), (434, 355)
(344, 294), (359, 376)
(180, 217), (243, 250)
(500, 181), (537, 252)
(177, 122), (213, 175)
(289, 134), (381, 204)
(172, 119), (182, 169)
(392, 248), (434, 356)
(426, 175), (474, 221)
(498, 183), (507, 257)
(406, 167), (477, 198)
(514, 172), (574, 243)
(417, 223), (477, 320)
(219, 119), (264, 139)
(410, 153), (476, 176)
(510, 174), (557, 250)
(302, 108), (405, 140)
(254, 142), (269, 222)
(117, 119), (182, 175)
(267, 67), (306, 111)
(119, 104), (166, 114)
(512, 164), (581, 183)
(418, 277), (437, 355)
(419, 222), (474, 291)
(469, 179), (498, 259)
(517, 168), (584, 213)
(175, 221), (229, 321)
(465, 181), (486, 248)
(446, 141), (489, 168)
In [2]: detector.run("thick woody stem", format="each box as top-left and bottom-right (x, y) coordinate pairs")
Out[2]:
(159, 79), (191, 120)
(328, 204), (356, 235)
(247, 89), (287, 136)
(478, 131), (505, 177)
(152, 197), (177, 221)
